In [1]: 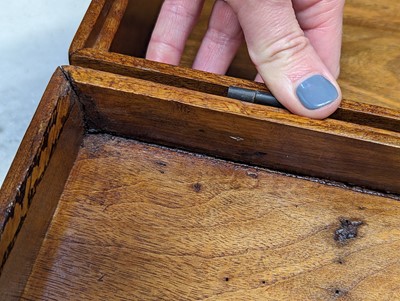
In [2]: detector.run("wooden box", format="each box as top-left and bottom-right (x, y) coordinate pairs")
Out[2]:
(0, 65), (399, 300)
(1, 0), (400, 300)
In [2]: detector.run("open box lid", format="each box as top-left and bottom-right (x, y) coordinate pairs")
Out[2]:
(68, 0), (400, 111)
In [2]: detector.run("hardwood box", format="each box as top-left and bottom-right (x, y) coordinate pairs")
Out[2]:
(0, 65), (399, 300)
(1, 0), (400, 299)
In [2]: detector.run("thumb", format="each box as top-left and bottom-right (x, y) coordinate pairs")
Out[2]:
(227, 0), (341, 119)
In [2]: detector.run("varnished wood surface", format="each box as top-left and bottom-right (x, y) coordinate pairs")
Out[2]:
(340, 0), (400, 109)
(22, 134), (400, 300)
(70, 0), (400, 110)
(65, 66), (400, 194)
(91, 0), (128, 51)
(0, 69), (77, 270)
(69, 0), (107, 56)
(70, 49), (400, 133)
(0, 69), (85, 299)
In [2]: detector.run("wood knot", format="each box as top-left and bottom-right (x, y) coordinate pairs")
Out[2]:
(334, 218), (363, 243)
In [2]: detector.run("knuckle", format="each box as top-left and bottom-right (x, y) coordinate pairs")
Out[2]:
(162, 0), (198, 20)
(253, 31), (310, 66)
(206, 28), (242, 46)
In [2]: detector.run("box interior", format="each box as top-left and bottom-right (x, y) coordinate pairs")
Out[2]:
(18, 133), (400, 300)
(0, 67), (399, 300)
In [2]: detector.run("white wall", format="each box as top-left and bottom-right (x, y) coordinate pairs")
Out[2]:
(0, 0), (91, 186)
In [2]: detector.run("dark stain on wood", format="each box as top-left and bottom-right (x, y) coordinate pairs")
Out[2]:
(335, 257), (345, 265)
(192, 183), (202, 193)
(334, 218), (363, 242)
(155, 160), (167, 167)
(334, 288), (346, 297)
(98, 273), (105, 282)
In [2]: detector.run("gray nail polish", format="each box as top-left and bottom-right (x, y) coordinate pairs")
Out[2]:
(296, 75), (338, 110)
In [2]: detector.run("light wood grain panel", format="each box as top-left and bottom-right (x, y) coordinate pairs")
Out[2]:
(22, 134), (400, 300)
(340, 0), (400, 109)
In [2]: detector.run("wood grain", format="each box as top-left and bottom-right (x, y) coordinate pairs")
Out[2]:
(0, 69), (84, 299)
(91, 0), (128, 51)
(70, 0), (400, 110)
(22, 134), (400, 300)
(340, 0), (400, 109)
(64, 66), (400, 195)
(70, 49), (400, 133)
(69, 0), (107, 56)
(0, 69), (73, 269)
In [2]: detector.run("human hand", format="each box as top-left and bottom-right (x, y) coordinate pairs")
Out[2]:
(146, 0), (344, 119)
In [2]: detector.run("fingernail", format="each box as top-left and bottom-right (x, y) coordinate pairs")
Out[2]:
(296, 75), (339, 110)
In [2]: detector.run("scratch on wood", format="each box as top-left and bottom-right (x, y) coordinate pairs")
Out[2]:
(229, 136), (244, 142)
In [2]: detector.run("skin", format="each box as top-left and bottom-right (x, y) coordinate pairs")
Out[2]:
(146, 0), (345, 119)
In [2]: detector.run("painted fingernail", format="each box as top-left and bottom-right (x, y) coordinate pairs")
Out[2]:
(296, 75), (339, 110)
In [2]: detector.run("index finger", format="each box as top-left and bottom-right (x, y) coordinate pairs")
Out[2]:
(146, 0), (205, 65)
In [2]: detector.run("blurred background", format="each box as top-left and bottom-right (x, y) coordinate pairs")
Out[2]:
(0, 0), (91, 186)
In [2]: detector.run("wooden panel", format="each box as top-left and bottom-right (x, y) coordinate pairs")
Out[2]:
(64, 66), (400, 194)
(340, 0), (400, 109)
(0, 69), (85, 299)
(22, 134), (400, 300)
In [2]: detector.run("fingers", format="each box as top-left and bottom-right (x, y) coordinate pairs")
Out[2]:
(192, 0), (243, 74)
(227, 0), (341, 119)
(293, 0), (345, 78)
(146, 0), (205, 65)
